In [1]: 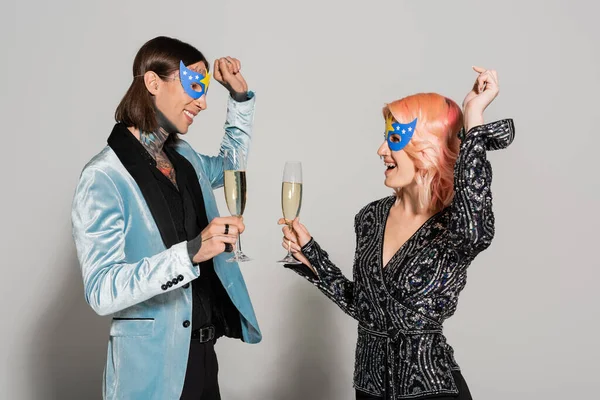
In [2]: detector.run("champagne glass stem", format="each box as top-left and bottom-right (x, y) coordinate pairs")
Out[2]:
(236, 232), (243, 256)
(277, 222), (302, 264)
(286, 224), (294, 259)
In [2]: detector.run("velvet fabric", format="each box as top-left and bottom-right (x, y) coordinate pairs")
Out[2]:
(71, 93), (261, 400)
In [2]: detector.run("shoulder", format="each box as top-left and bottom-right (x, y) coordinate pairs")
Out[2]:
(79, 146), (121, 179)
(172, 139), (207, 176)
(75, 147), (128, 197)
(73, 148), (125, 210)
(356, 196), (393, 218)
(354, 195), (393, 227)
(172, 137), (195, 154)
(172, 138), (202, 164)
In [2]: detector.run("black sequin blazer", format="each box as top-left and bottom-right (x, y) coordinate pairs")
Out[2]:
(286, 119), (515, 399)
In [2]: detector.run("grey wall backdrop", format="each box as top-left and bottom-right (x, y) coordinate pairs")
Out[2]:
(2, 0), (598, 399)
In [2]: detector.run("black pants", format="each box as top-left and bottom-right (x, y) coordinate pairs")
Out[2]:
(356, 370), (472, 400)
(180, 341), (220, 400)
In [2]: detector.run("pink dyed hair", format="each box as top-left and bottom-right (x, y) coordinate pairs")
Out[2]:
(384, 93), (463, 212)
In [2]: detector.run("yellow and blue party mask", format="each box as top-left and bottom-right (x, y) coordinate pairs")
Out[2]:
(384, 115), (417, 151)
(179, 60), (211, 99)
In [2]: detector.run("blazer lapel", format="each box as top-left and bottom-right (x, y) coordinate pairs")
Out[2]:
(165, 145), (209, 229)
(107, 123), (180, 248)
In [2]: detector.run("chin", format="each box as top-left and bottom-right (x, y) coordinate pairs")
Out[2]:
(384, 177), (411, 190)
(384, 179), (400, 189)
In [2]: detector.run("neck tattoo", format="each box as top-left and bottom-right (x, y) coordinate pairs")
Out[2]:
(140, 128), (178, 188)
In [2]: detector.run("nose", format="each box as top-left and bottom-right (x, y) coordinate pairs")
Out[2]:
(194, 95), (207, 111)
(377, 141), (389, 157)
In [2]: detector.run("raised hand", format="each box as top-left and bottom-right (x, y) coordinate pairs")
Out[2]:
(462, 66), (500, 132)
(213, 57), (248, 97)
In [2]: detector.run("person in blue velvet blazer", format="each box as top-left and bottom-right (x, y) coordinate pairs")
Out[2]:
(71, 36), (261, 400)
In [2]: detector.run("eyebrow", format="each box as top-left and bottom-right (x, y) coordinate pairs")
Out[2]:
(189, 67), (208, 75)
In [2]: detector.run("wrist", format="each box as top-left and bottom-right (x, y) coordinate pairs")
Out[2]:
(464, 112), (484, 132)
(187, 235), (203, 265)
(192, 252), (206, 264)
(230, 90), (250, 102)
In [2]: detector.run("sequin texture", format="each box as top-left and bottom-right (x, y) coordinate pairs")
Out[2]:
(287, 119), (515, 399)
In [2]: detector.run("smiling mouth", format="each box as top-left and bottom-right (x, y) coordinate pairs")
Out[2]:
(183, 110), (195, 120)
(384, 162), (397, 170)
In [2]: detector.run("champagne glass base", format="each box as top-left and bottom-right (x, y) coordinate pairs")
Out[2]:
(277, 254), (303, 264)
(226, 251), (252, 263)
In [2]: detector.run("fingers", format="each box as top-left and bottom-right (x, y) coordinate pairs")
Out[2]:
(214, 216), (244, 227)
(477, 74), (487, 93)
(223, 58), (235, 75)
(471, 66), (499, 93)
(220, 236), (237, 255)
(222, 224), (239, 236)
(278, 217), (311, 247)
(278, 217), (298, 226)
(480, 72), (499, 95)
(292, 218), (309, 235)
(489, 69), (498, 82)
(282, 240), (302, 253)
(213, 56), (247, 94)
(202, 233), (238, 243)
(480, 69), (498, 84)
(219, 235), (238, 244)
(209, 216), (245, 235)
(278, 217), (305, 234)
(282, 225), (297, 243)
(218, 58), (234, 81)
(202, 234), (237, 256)
(213, 59), (223, 82)
(225, 57), (241, 74)
(218, 57), (240, 75)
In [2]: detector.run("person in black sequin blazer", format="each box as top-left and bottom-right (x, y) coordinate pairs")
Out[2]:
(279, 67), (515, 400)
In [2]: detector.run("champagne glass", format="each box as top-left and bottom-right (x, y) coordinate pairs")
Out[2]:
(223, 148), (251, 262)
(277, 161), (303, 264)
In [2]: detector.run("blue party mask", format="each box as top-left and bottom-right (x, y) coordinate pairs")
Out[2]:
(384, 115), (417, 151)
(179, 60), (211, 99)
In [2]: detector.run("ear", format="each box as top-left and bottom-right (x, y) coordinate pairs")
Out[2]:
(143, 71), (160, 95)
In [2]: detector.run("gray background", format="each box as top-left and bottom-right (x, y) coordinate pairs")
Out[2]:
(2, 0), (599, 399)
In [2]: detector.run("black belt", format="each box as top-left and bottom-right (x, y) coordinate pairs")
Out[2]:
(358, 324), (443, 342)
(190, 325), (216, 343)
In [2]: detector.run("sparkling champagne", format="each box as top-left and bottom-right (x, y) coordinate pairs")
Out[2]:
(224, 170), (247, 216)
(281, 181), (302, 222)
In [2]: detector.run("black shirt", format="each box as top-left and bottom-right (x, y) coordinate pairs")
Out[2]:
(161, 144), (215, 330)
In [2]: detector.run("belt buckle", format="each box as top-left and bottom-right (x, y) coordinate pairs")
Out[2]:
(200, 326), (215, 343)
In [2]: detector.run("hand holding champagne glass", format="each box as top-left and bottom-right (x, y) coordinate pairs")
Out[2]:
(223, 148), (251, 262)
(277, 161), (303, 264)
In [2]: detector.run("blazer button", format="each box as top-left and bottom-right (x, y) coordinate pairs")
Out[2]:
(161, 284), (168, 291)
(167, 281), (173, 288)
(183, 283), (190, 289)
(183, 320), (190, 328)
(171, 278), (179, 285)
(177, 275), (184, 282)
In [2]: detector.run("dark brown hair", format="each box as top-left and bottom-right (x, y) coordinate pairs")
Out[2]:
(115, 36), (209, 134)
